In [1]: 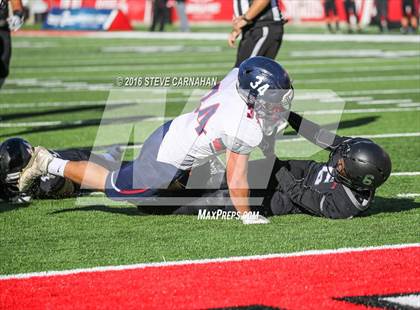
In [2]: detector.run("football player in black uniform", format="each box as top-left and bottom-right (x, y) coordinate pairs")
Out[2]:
(323, 0), (340, 33)
(401, 0), (418, 34)
(229, 0), (287, 67)
(0, 0), (24, 88)
(0, 138), (122, 203)
(261, 111), (392, 219)
(154, 111), (392, 220)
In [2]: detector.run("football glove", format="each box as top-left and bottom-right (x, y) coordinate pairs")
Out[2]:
(8, 12), (24, 31)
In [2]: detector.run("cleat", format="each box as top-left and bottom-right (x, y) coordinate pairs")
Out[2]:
(18, 147), (53, 192)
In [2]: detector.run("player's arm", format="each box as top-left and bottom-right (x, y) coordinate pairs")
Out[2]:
(228, 0), (270, 47)
(287, 111), (348, 151)
(236, 0), (270, 27)
(8, 0), (24, 31)
(10, 0), (23, 11)
(225, 149), (251, 214)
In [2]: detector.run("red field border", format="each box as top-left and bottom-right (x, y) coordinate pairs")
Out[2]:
(1, 243), (419, 309)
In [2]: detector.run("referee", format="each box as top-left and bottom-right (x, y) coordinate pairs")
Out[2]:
(228, 0), (286, 67)
(0, 0), (24, 88)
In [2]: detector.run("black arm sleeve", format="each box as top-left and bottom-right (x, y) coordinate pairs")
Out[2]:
(287, 111), (347, 151)
(276, 167), (359, 219)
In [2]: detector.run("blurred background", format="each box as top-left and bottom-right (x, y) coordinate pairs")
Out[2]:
(21, 0), (420, 33)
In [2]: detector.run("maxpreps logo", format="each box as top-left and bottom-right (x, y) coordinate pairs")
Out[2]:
(197, 210), (260, 221)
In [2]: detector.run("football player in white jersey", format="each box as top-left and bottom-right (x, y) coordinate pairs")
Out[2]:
(18, 57), (294, 224)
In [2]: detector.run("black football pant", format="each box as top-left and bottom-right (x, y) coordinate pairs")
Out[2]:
(0, 29), (11, 88)
(234, 24), (284, 68)
(344, 0), (359, 23)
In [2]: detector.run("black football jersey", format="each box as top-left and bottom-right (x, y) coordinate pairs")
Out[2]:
(233, 0), (284, 26)
(302, 161), (373, 218)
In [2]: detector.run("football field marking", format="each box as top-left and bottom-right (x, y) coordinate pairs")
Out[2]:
(17, 56), (417, 68)
(382, 295), (420, 308)
(391, 172), (420, 176)
(357, 99), (413, 105)
(0, 243), (418, 280)
(12, 64), (420, 74)
(15, 30), (420, 43)
(397, 193), (420, 198)
(290, 50), (420, 58)
(0, 96), (416, 110)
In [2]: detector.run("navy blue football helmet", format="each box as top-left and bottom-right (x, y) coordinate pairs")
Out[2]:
(237, 56), (294, 135)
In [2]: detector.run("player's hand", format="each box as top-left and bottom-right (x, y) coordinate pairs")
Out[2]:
(8, 14), (24, 31)
(240, 213), (270, 225)
(232, 16), (248, 31)
(228, 29), (240, 48)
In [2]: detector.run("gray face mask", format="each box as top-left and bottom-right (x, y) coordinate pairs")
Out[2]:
(237, 83), (294, 135)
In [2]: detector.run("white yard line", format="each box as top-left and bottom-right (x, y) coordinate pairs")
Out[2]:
(12, 64), (420, 74)
(290, 50), (420, 58)
(3, 73), (419, 94)
(1, 108), (420, 127)
(337, 88), (420, 96)
(0, 98), (195, 109)
(277, 132), (420, 143)
(306, 107), (420, 114)
(321, 96), (373, 103)
(397, 193), (420, 198)
(357, 99), (413, 105)
(0, 243), (418, 280)
(79, 31), (420, 43)
(391, 172), (420, 176)
(296, 75), (420, 84)
(18, 57), (416, 68)
(399, 103), (420, 107)
(1, 97), (418, 110)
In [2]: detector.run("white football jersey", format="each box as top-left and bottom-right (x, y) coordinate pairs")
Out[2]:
(157, 68), (263, 170)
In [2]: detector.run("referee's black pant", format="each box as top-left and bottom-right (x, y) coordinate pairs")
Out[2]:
(0, 29), (11, 88)
(234, 23), (284, 68)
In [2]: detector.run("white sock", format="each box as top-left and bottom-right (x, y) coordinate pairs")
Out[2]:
(47, 158), (69, 177)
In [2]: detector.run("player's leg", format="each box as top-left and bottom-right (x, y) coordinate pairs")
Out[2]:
(344, 0), (353, 32)
(63, 161), (109, 190)
(408, 1), (418, 31)
(18, 145), (110, 192)
(57, 146), (123, 171)
(104, 121), (184, 203)
(0, 29), (11, 88)
(332, 2), (340, 31)
(234, 27), (254, 67)
(324, 2), (333, 33)
(259, 25), (284, 59)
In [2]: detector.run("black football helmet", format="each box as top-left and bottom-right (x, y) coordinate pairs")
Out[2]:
(0, 0), (6, 10)
(0, 138), (33, 195)
(237, 56), (294, 135)
(328, 138), (392, 191)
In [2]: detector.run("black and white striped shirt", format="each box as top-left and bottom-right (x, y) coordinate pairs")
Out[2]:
(233, 0), (283, 25)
